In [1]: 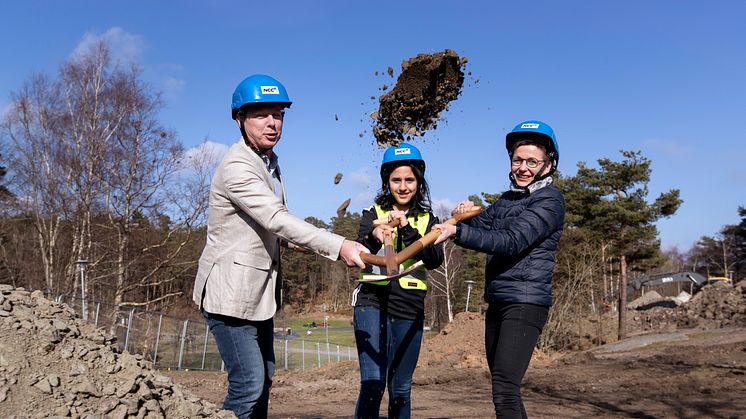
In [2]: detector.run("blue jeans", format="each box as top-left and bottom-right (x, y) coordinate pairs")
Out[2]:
(353, 305), (423, 419)
(204, 311), (275, 419)
(485, 302), (548, 419)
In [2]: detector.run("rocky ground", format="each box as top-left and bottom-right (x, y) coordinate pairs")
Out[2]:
(0, 284), (234, 418)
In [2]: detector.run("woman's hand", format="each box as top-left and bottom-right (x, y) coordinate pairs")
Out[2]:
(433, 223), (456, 245)
(452, 200), (475, 216)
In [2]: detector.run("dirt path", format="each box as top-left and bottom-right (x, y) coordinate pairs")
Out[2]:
(166, 327), (746, 418)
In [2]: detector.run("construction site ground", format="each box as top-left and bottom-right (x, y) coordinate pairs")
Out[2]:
(166, 323), (746, 418)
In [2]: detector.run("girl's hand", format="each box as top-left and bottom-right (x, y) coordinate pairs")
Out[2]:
(372, 224), (393, 243)
(389, 210), (408, 228)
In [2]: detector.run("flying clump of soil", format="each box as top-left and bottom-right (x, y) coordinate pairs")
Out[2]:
(372, 49), (467, 147)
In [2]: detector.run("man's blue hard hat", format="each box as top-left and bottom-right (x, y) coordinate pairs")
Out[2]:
(381, 143), (425, 175)
(231, 74), (292, 119)
(506, 120), (559, 166)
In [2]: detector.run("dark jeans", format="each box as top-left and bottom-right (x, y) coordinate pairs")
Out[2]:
(485, 302), (549, 419)
(204, 311), (275, 419)
(353, 305), (424, 419)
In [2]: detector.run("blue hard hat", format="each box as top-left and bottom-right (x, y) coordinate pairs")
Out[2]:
(506, 120), (559, 167)
(231, 74), (292, 119)
(381, 143), (425, 175)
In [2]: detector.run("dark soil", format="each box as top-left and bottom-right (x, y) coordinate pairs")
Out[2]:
(372, 49), (467, 147)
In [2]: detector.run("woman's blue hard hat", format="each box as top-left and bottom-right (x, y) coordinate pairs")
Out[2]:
(506, 120), (559, 166)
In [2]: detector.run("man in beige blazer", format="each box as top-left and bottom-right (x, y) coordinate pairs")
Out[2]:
(193, 74), (368, 418)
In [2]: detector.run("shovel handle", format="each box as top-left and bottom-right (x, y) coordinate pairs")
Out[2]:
(360, 207), (482, 267)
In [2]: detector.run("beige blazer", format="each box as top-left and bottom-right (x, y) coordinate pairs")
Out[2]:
(192, 140), (344, 320)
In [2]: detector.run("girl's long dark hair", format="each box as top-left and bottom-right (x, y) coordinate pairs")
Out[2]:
(374, 161), (432, 214)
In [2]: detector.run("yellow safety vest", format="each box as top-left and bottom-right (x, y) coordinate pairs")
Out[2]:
(360, 205), (430, 290)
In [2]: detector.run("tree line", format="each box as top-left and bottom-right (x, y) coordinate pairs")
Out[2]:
(1, 40), (744, 348)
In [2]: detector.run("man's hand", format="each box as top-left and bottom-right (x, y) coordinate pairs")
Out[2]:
(433, 223), (457, 245)
(339, 239), (368, 268)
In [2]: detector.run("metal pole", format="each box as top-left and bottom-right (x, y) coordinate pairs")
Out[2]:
(76, 260), (89, 321)
(153, 314), (163, 367)
(178, 320), (189, 370)
(464, 280), (475, 312)
(316, 342), (321, 368)
(336, 345), (340, 362)
(94, 303), (101, 328)
(201, 324), (209, 370)
(284, 340), (288, 369)
(124, 308), (134, 352)
(302, 340), (305, 371)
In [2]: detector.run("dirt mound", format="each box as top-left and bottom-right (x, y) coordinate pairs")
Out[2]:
(638, 279), (746, 330)
(0, 284), (233, 418)
(419, 312), (486, 369)
(372, 49), (467, 147)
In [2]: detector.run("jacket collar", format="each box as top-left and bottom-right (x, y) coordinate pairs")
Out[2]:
(510, 176), (553, 194)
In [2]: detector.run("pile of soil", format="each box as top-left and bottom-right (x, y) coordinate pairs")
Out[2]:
(372, 49), (467, 147)
(637, 279), (746, 331)
(418, 311), (554, 370)
(0, 284), (233, 418)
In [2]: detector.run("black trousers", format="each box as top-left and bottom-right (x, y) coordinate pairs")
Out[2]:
(485, 302), (549, 419)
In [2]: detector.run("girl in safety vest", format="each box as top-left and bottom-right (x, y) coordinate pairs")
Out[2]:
(352, 143), (444, 419)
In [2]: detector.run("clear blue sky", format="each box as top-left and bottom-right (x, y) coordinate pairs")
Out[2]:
(2, 1), (744, 251)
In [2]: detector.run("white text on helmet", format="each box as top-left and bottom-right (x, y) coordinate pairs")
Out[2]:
(394, 148), (411, 155)
(261, 86), (280, 94)
(521, 123), (540, 129)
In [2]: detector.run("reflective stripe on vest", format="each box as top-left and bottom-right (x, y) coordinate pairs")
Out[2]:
(359, 205), (430, 289)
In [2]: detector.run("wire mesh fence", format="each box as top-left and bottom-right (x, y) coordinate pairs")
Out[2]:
(49, 293), (358, 372)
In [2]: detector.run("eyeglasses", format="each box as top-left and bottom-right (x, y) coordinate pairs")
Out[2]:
(511, 158), (545, 169)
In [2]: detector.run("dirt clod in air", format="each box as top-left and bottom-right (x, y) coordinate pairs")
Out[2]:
(333, 173), (343, 185)
(336, 198), (351, 218)
(373, 49), (466, 147)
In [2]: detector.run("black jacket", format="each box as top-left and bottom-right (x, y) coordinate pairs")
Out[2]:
(454, 184), (565, 306)
(354, 207), (443, 319)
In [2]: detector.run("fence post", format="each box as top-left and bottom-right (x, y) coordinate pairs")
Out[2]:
(153, 314), (163, 367)
(316, 342), (321, 368)
(124, 308), (135, 352)
(284, 340), (288, 370)
(201, 325), (209, 370)
(94, 303), (100, 328)
(336, 345), (340, 362)
(302, 340), (305, 371)
(326, 342), (331, 363)
(177, 320), (189, 370)
(348, 346), (351, 360)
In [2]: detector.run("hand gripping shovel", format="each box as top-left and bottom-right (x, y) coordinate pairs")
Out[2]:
(358, 207), (482, 282)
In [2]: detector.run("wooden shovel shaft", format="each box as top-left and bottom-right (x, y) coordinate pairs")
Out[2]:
(360, 207), (482, 267)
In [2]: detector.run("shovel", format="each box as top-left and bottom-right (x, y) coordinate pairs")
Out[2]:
(358, 207), (482, 282)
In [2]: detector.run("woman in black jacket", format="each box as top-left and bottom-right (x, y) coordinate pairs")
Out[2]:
(434, 121), (565, 419)
(353, 143), (443, 419)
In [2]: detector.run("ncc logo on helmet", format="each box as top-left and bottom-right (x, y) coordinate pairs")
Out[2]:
(521, 123), (540, 129)
(394, 148), (412, 155)
(261, 86), (280, 95)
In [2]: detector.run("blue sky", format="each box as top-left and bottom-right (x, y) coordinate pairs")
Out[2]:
(2, 1), (744, 251)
